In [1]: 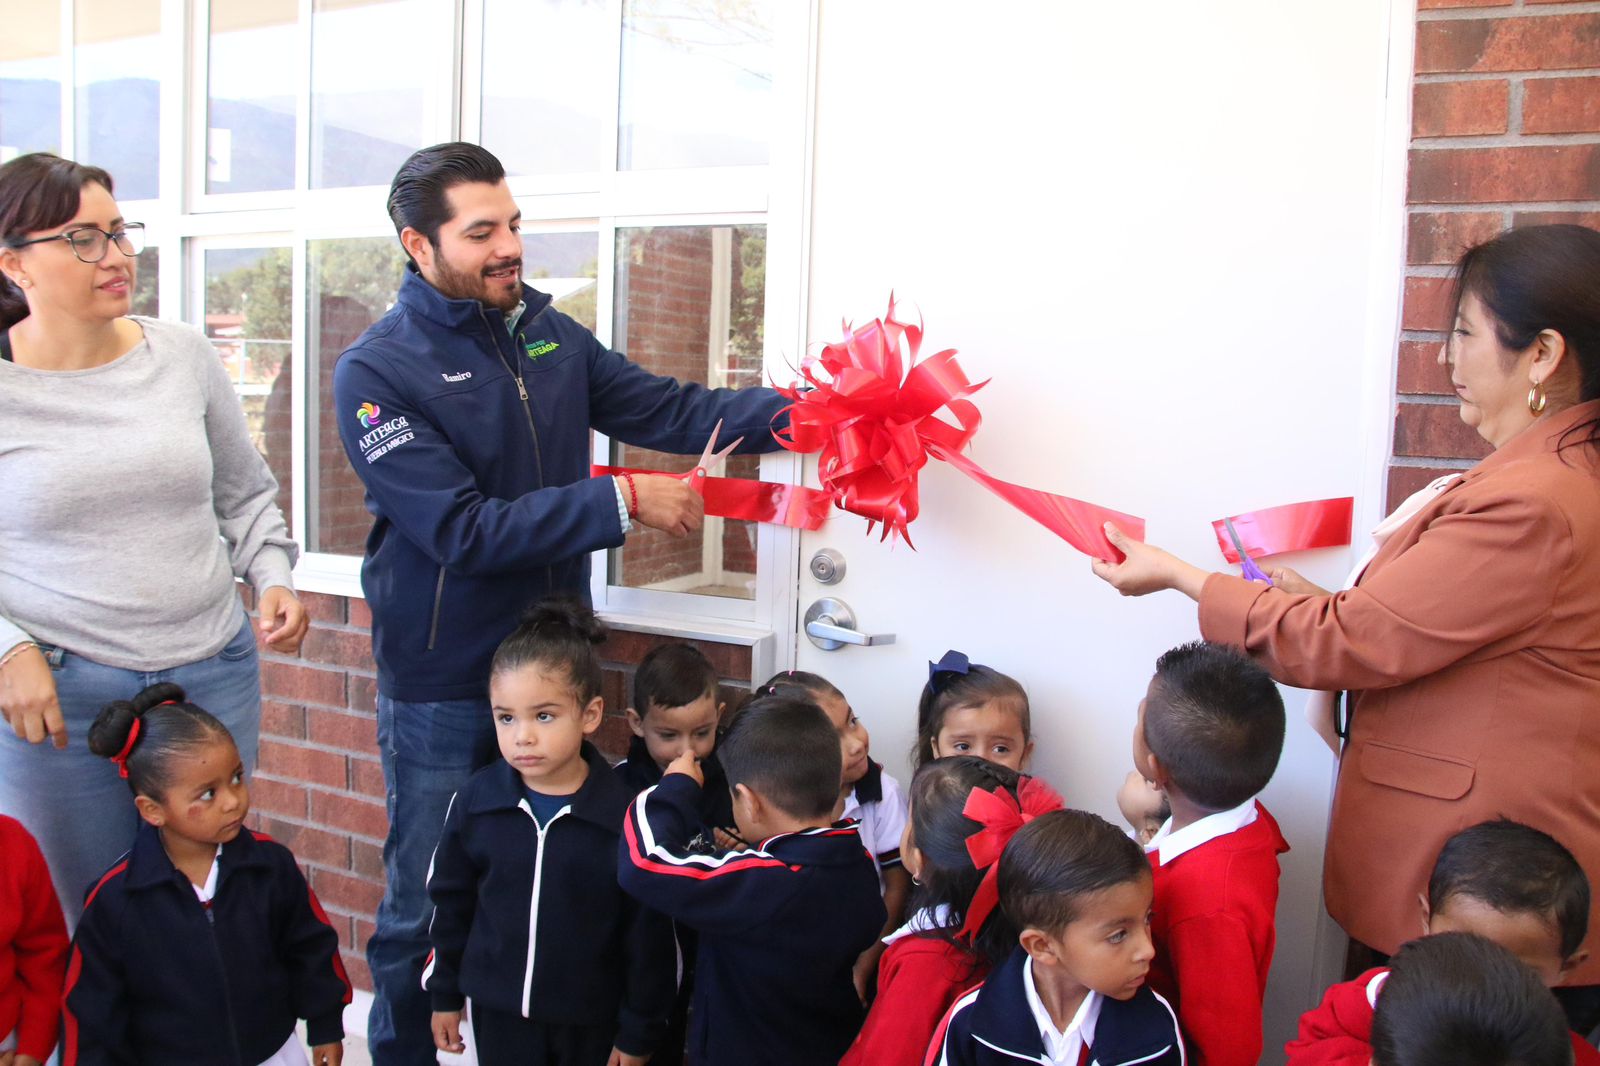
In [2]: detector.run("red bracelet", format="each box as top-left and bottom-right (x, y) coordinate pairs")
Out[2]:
(621, 473), (639, 518)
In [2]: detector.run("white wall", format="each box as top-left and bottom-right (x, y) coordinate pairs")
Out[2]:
(795, 2), (1405, 1060)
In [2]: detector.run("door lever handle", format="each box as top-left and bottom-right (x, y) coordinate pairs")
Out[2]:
(803, 598), (895, 651)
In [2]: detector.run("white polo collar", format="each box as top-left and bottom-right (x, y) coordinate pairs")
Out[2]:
(1023, 956), (1101, 1064)
(1143, 797), (1258, 866)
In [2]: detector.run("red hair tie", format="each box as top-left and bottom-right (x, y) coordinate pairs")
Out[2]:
(958, 776), (1065, 942)
(110, 699), (177, 779)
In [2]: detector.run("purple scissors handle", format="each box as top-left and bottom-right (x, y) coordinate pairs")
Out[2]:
(1224, 518), (1274, 586)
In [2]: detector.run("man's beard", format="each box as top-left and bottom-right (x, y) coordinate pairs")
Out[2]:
(431, 253), (523, 312)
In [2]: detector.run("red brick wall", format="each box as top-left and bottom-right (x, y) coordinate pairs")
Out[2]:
(243, 588), (754, 992)
(1393, 1), (1600, 505)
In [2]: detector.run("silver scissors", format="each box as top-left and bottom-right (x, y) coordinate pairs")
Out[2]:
(1223, 517), (1274, 586)
(685, 419), (744, 494)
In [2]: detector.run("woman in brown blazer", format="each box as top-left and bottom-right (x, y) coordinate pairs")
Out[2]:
(1093, 224), (1600, 989)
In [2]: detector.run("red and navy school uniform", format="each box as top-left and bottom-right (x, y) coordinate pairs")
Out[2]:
(619, 773), (887, 1066)
(925, 947), (1185, 1066)
(840, 910), (989, 1066)
(424, 743), (676, 1065)
(61, 822), (351, 1066)
(1146, 799), (1288, 1066)
(612, 738), (736, 1066)
(0, 815), (68, 1063)
(1285, 967), (1600, 1066)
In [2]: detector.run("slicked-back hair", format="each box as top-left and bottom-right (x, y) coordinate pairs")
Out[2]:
(634, 644), (718, 717)
(88, 682), (233, 801)
(1371, 933), (1573, 1066)
(1429, 819), (1590, 959)
(999, 809), (1151, 936)
(491, 597), (607, 703)
(386, 142), (505, 260)
(716, 695), (840, 820)
(1144, 641), (1284, 811)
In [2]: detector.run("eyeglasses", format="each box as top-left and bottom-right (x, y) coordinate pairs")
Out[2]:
(7, 223), (146, 264)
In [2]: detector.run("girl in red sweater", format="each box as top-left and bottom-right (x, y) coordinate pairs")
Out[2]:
(841, 756), (1063, 1066)
(0, 815), (68, 1066)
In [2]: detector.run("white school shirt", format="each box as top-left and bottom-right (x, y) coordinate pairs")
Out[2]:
(839, 761), (908, 891)
(190, 849), (311, 1066)
(1143, 797), (1258, 867)
(1024, 956), (1102, 1065)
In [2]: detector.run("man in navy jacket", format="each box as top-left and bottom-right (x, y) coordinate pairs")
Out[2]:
(333, 142), (789, 1066)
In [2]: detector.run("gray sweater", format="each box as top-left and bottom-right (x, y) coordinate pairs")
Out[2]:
(0, 317), (297, 670)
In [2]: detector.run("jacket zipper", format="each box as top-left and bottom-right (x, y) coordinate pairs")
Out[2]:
(199, 892), (247, 1066)
(478, 307), (546, 489)
(426, 567), (446, 651)
(519, 802), (570, 1017)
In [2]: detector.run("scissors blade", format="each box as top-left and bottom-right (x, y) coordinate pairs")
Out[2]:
(694, 419), (744, 473)
(1223, 518), (1273, 585)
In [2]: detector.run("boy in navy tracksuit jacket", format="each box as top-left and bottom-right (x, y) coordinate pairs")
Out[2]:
(425, 743), (676, 1063)
(619, 695), (886, 1066)
(63, 822), (351, 1065)
(927, 811), (1184, 1066)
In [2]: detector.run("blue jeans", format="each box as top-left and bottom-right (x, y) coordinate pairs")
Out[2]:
(366, 694), (497, 1066)
(0, 611), (261, 926)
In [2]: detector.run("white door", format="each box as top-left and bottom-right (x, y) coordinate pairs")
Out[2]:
(785, 3), (1410, 1060)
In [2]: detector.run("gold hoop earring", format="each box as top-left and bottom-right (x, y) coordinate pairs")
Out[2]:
(1528, 382), (1548, 416)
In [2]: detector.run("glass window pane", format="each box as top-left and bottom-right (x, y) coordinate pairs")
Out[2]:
(204, 246), (294, 528)
(618, 0), (773, 171)
(0, 0), (62, 160)
(522, 231), (598, 332)
(74, 0), (160, 200)
(207, 0), (298, 194)
(130, 245), (158, 317)
(609, 224), (766, 599)
(310, 0), (431, 189)
(481, 0), (607, 177)
(307, 236), (408, 554)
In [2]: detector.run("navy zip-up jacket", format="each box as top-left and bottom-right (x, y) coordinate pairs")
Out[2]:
(424, 743), (675, 1056)
(332, 268), (790, 702)
(619, 774), (886, 1066)
(613, 736), (736, 845)
(63, 823), (351, 1066)
(926, 947), (1185, 1066)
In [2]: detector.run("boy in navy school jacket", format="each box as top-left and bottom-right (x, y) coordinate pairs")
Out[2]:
(63, 822), (351, 1065)
(619, 694), (886, 1066)
(927, 810), (1184, 1066)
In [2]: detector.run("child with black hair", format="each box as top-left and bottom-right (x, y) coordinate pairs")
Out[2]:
(916, 651), (1033, 771)
(1132, 639), (1288, 1066)
(927, 809), (1184, 1066)
(614, 643), (734, 844)
(1287, 818), (1600, 1065)
(62, 683), (350, 1066)
(842, 756), (1064, 1066)
(1370, 933), (1574, 1066)
(0, 816), (67, 1066)
(762, 670), (911, 999)
(424, 599), (675, 1066)
(612, 643), (732, 1066)
(619, 694), (885, 1066)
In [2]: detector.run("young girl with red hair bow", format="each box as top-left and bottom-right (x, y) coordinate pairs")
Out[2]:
(840, 756), (1064, 1066)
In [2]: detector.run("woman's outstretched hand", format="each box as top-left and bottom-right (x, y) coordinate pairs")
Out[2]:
(1090, 523), (1212, 602)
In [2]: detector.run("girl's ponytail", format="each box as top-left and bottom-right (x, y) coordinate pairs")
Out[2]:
(88, 682), (230, 798)
(491, 596), (608, 701)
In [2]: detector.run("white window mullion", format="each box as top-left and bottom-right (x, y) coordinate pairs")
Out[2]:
(458, 0), (486, 146)
(58, 0), (74, 160)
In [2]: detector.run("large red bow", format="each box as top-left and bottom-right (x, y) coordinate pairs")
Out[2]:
(959, 776), (1066, 942)
(775, 298), (1144, 561)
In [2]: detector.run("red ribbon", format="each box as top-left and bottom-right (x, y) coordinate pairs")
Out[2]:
(111, 716), (143, 779)
(775, 298), (1144, 562)
(958, 776), (1066, 942)
(591, 465), (835, 531)
(1211, 497), (1355, 563)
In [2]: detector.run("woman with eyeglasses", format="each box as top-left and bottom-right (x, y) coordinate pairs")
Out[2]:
(0, 153), (307, 923)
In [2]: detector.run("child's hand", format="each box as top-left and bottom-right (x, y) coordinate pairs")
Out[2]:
(664, 749), (704, 787)
(432, 1010), (466, 1054)
(310, 1042), (343, 1066)
(606, 1048), (650, 1066)
(852, 941), (885, 1005)
(13, 1054), (40, 1066)
(712, 826), (745, 850)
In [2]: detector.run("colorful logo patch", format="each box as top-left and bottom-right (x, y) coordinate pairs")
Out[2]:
(357, 402), (381, 428)
(525, 339), (559, 361)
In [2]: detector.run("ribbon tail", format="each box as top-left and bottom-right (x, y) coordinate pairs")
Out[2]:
(1211, 497), (1354, 562)
(932, 446), (1145, 563)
